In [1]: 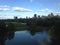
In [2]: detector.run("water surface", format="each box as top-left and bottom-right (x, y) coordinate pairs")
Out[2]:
(5, 30), (51, 45)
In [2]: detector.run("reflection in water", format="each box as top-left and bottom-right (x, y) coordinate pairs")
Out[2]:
(49, 26), (60, 45)
(5, 30), (50, 45)
(0, 22), (51, 45)
(0, 21), (15, 45)
(0, 25), (59, 45)
(0, 30), (15, 45)
(30, 30), (36, 36)
(0, 21), (51, 45)
(0, 26), (59, 45)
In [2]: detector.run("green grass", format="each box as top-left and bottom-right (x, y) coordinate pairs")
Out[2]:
(12, 22), (28, 30)
(5, 22), (28, 31)
(5, 22), (50, 31)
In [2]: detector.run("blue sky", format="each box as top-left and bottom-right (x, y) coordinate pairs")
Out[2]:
(0, 0), (60, 19)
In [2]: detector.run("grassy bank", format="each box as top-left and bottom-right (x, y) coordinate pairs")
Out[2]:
(5, 22), (51, 31)
(14, 22), (28, 30)
(6, 22), (28, 30)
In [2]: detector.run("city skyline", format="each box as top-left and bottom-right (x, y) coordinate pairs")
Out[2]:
(0, 0), (60, 19)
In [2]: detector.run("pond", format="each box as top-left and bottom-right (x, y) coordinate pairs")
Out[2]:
(0, 30), (51, 45)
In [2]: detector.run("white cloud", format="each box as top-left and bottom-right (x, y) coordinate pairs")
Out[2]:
(40, 8), (53, 12)
(12, 7), (32, 12)
(0, 5), (32, 12)
(0, 5), (10, 11)
(0, 15), (13, 19)
(39, 8), (60, 15)
(54, 12), (60, 15)
(0, 7), (10, 11)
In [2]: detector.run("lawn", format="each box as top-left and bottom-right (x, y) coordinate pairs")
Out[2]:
(12, 22), (28, 30)
(5, 22), (28, 31)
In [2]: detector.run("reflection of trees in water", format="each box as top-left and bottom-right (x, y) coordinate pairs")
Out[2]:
(0, 21), (60, 45)
(28, 27), (49, 36)
(30, 30), (36, 36)
(49, 26), (60, 45)
(0, 22), (15, 45)
(7, 31), (14, 40)
(0, 32), (6, 45)
(0, 30), (15, 45)
(28, 27), (42, 36)
(29, 26), (60, 45)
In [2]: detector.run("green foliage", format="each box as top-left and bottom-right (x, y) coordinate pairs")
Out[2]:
(5, 22), (15, 31)
(0, 21), (6, 30)
(27, 13), (60, 27)
(12, 22), (28, 30)
(48, 26), (60, 45)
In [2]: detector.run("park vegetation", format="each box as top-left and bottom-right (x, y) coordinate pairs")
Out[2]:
(0, 13), (60, 45)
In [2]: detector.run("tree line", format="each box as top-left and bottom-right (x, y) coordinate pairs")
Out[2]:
(27, 13), (60, 27)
